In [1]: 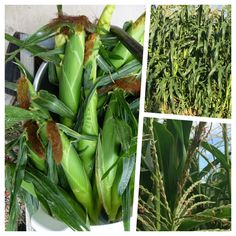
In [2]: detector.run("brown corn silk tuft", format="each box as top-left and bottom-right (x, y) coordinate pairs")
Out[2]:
(98, 76), (141, 96)
(46, 121), (62, 165)
(24, 121), (45, 159)
(50, 14), (93, 35)
(84, 33), (97, 64)
(17, 76), (30, 110)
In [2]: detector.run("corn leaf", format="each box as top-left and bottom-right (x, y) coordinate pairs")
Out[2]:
(6, 135), (28, 231)
(118, 155), (135, 196)
(201, 141), (230, 171)
(48, 62), (59, 85)
(5, 105), (43, 129)
(178, 205), (231, 231)
(46, 142), (58, 184)
(5, 33), (61, 64)
(122, 181), (131, 231)
(5, 81), (17, 92)
(13, 57), (34, 82)
(33, 90), (74, 119)
(74, 59), (141, 130)
(97, 54), (114, 73)
(57, 123), (97, 141)
(20, 189), (39, 217)
(110, 25), (143, 63)
(24, 167), (89, 231)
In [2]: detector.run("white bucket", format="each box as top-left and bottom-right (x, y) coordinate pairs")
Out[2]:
(29, 205), (124, 231)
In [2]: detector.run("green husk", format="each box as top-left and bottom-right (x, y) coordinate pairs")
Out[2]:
(77, 34), (101, 178)
(97, 5), (116, 34)
(60, 28), (85, 127)
(59, 130), (96, 222)
(78, 5), (115, 178)
(55, 33), (67, 81)
(96, 93), (120, 219)
(27, 147), (45, 172)
(110, 13), (145, 69)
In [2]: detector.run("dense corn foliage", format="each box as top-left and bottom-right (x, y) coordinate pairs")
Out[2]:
(146, 5), (231, 118)
(137, 118), (231, 231)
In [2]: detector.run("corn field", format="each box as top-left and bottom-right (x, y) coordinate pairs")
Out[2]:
(145, 5), (231, 118)
(137, 118), (231, 231)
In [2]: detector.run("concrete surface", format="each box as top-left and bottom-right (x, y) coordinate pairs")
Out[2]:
(5, 5), (145, 35)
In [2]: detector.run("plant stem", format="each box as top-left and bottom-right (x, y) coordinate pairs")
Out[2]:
(149, 118), (161, 230)
(178, 122), (206, 197)
(222, 123), (231, 201)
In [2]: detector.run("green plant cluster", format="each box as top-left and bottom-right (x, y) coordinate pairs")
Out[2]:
(146, 5), (231, 118)
(138, 118), (231, 231)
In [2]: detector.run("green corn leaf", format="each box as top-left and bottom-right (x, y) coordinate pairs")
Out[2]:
(6, 135), (28, 231)
(118, 155), (135, 196)
(178, 205), (231, 231)
(33, 47), (64, 59)
(20, 189), (39, 217)
(5, 106), (43, 129)
(5, 136), (21, 155)
(110, 25), (143, 63)
(96, 59), (141, 87)
(24, 167), (89, 231)
(100, 33), (118, 47)
(122, 181), (131, 231)
(48, 62), (59, 85)
(13, 57), (34, 82)
(33, 90), (75, 119)
(5, 81), (17, 92)
(201, 141), (230, 171)
(46, 142), (58, 184)
(114, 119), (132, 151)
(97, 54), (114, 73)
(115, 90), (138, 135)
(5, 33), (61, 65)
(5, 163), (15, 192)
(199, 158), (219, 179)
(74, 59), (141, 131)
(57, 123), (97, 141)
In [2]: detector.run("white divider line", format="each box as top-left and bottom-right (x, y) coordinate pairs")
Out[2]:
(130, 3), (151, 232)
(144, 112), (232, 124)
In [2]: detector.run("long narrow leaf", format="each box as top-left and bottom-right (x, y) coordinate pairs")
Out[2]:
(118, 156), (135, 196)
(201, 141), (230, 171)
(6, 135), (28, 231)
(33, 90), (74, 119)
(24, 167), (89, 231)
